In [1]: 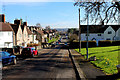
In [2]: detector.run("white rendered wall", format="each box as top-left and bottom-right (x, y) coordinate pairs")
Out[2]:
(0, 31), (13, 48)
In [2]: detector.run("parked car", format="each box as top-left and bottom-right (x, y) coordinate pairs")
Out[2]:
(64, 42), (67, 46)
(21, 47), (38, 57)
(13, 46), (24, 54)
(0, 51), (17, 65)
(51, 44), (55, 47)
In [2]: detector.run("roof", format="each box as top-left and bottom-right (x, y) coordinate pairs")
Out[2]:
(21, 25), (25, 32)
(43, 30), (49, 34)
(110, 25), (120, 31)
(36, 30), (44, 35)
(10, 23), (18, 34)
(0, 22), (14, 32)
(26, 27), (32, 35)
(80, 25), (120, 33)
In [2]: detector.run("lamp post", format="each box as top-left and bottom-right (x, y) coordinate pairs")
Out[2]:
(86, 11), (89, 60)
(79, 8), (81, 52)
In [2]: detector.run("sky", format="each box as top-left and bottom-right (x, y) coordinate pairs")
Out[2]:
(0, 0), (119, 29)
(0, 2), (86, 29)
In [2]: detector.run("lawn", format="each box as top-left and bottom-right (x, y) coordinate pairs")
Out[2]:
(75, 46), (119, 74)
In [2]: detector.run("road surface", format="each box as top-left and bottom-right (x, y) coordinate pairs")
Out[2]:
(2, 37), (77, 80)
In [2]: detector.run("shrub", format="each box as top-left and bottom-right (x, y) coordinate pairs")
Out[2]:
(112, 40), (120, 46)
(69, 41), (97, 48)
(27, 43), (39, 47)
(98, 40), (112, 47)
(81, 41), (96, 48)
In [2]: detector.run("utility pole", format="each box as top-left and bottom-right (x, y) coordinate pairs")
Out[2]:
(86, 12), (89, 60)
(79, 8), (81, 52)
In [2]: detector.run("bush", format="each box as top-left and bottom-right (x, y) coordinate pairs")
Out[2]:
(98, 40), (112, 47)
(112, 40), (120, 46)
(81, 41), (96, 48)
(27, 43), (39, 47)
(69, 41), (97, 48)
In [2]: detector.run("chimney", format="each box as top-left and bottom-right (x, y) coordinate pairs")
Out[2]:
(23, 22), (27, 26)
(14, 20), (21, 25)
(0, 14), (5, 23)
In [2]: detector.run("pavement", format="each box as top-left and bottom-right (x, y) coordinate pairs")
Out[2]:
(69, 49), (120, 80)
(2, 38), (77, 80)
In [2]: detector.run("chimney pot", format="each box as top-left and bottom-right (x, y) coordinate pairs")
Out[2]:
(23, 22), (27, 26)
(14, 20), (21, 25)
(0, 14), (5, 23)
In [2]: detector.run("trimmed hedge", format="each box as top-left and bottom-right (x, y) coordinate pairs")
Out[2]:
(27, 43), (39, 47)
(112, 41), (120, 46)
(69, 41), (97, 48)
(98, 40), (112, 47)
(69, 40), (120, 48)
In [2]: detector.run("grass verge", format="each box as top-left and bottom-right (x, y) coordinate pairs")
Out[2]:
(75, 46), (119, 74)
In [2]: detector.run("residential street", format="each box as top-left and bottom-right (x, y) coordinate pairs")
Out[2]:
(2, 37), (77, 80)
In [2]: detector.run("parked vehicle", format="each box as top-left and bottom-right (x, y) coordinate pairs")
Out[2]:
(21, 47), (38, 57)
(56, 42), (59, 45)
(0, 51), (17, 65)
(64, 42), (67, 46)
(51, 44), (55, 47)
(13, 46), (24, 54)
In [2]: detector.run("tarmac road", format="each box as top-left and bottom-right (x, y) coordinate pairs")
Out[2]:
(2, 37), (76, 80)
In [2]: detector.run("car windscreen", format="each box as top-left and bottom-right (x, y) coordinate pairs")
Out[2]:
(22, 48), (30, 51)
(0, 52), (2, 61)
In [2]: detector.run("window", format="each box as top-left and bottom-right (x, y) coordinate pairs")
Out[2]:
(106, 38), (111, 40)
(24, 34), (26, 37)
(98, 34), (101, 36)
(108, 31), (112, 34)
(86, 34), (89, 36)
(8, 32), (11, 36)
(4, 52), (10, 56)
(2, 52), (5, 57)
(0, 33), (3, 37)
(19, 34), (21, 37)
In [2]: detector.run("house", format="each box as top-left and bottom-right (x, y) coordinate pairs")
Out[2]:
(0, 14), (15, 48)
(73, 25), (120, 41)
(21, 22), (33, 47)
(43, 30), (49, 41)
(11, 20), (23, 46)
(28, 26), (41, 32)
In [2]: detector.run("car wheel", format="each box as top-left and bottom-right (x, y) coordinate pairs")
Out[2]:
(31, 53), (34, 57)
(13, 58), (17, 65)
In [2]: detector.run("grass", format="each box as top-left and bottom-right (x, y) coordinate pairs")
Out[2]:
(75, 46), (119, 74)
(48, 37), (59, 43)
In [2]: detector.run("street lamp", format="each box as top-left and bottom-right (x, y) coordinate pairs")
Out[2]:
(79, 8), (81, 52)
(78, 4), (84, 53)
(86, 11), (89, 60)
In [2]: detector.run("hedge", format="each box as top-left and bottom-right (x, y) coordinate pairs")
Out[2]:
(98, 40), (112, 47)
(69, 41), (97, 48)
(69, 40), (120, 48)
(27, 43), (39, 47)
(112, 41), (120, 46)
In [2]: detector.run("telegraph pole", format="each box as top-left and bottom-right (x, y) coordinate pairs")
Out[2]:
(86, 12), (89, 60)
(79, 8), (81, 52)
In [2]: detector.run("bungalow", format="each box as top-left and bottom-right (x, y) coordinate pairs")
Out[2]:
(0, 14), (15, 48)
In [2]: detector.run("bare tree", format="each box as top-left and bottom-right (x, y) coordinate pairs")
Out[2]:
(36, 23), (42, 28)
(46, 26), (51, 30)
(74, 0), (120, 24)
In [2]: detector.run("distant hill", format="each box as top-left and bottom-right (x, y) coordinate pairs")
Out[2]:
(55, 28), (68, 32)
